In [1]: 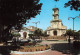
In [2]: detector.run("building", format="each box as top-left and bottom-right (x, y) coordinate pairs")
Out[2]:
(47, 8), (67, 36)
(19, 26), (36, 39)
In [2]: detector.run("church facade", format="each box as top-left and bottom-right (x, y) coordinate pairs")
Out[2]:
(47, 8), (67, 36)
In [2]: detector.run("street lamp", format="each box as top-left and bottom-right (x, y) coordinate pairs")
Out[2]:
(68, 14), (80, 33)
(68, 14), (80, 42)
(32, 21), (40, 28)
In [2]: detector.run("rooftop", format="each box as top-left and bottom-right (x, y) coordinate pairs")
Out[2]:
(53, 8), (59, 10)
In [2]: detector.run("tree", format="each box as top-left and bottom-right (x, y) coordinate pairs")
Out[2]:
(66, 29), (80, 42)
(54, 0), (80, 11)
(28, 34), (34, 39)
(74, 32), (80, 40)
(12, 33), (21, 37)
(78, 30), (80, 32)
(74, 30), (80, 41)
(66, 29), (73, 36)
(43, 31), (49, 37)
(0, 0), (42, 42)
(34, 28), (43, 39)
(65, 29), (73, 43)
(64, 0), (80, 11)
(42, 31), (49, 40)
(54, 0), (59, 2)
(73, 31), (80, 49)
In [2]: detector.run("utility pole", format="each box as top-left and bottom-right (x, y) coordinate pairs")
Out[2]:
(32, 21), (40, 28)
(68, 14), (80, 43)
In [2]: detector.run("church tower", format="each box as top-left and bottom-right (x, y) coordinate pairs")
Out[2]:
(53, 8), (59, 20)
(47, 7), (67, 36)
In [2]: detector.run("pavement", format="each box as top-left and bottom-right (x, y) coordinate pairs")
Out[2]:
(11, 50), (72, 55)
(10, 40), (72, 55)
(38, 40), (68, 45)
(11, 49), (51, 54)
(1, 40), (80, 55)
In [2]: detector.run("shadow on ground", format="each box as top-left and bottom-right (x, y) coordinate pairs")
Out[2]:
(51, 43), (80, 55)
(0, 46), (20, 55)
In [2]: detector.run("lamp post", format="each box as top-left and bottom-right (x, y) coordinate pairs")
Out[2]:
(68, 14), (80, 42)
(32, 21), (40, 28)
(68, 17), (75, 33)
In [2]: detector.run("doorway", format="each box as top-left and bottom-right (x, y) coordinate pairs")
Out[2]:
(54, 31), (57, 36)
(23, 32), (27, 39)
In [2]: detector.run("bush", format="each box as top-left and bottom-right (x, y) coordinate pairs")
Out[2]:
(73, 41), (80, 49)
(12, 33), (21, 37)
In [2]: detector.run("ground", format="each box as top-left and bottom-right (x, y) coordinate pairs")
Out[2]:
(11, 50), (72, 55)
(0, 39), (80, 55)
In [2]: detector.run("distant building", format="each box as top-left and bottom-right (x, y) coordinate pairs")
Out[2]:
(19, 26), (36, 39)
(27, 26), (37, 30)
(11, 26), (37, 39)
(47, 8), (67, 36)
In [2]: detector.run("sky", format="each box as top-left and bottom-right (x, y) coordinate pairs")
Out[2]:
(24, 0), (80, 31)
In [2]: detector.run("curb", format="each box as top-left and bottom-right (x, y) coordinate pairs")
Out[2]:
(10, 49), (51, 54)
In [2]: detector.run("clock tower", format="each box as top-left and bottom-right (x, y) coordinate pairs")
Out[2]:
(53, 8), (59, 20)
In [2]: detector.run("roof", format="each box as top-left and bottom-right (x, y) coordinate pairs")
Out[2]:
(53, 8), (59, 10)
(47, 28), (66, 31)
(27, 26), (35, 28)
(28, 29), (35, 31)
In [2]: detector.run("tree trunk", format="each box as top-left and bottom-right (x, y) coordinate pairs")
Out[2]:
(0, 24), (12, 42)
(68, 35), (71, 43)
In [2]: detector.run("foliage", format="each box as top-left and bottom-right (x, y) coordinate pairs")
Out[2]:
(34, 28), (43, 36)
(65, 29), (73, 43)
(73, 41), (80, 49)
(54, 0), (80, 11)
(34, 28), (43, 38)
(54, 0), (59, 2)
(64, 0), (80, 11)
(0, 0), (42, 30)
(28, 34), (34, 39)
(66, 29), (73, 36)
(29, 34), (34, 37)
(74, 32), (80, 40)
(12, 33), (21, 37)
(65, 29), (80, 40)
(43, 31), (49, 37)
(78, 30), (80, 32)
(0, 33), (13, 42)
(33, 29), (49, 39)
(0, 0), (42, 42)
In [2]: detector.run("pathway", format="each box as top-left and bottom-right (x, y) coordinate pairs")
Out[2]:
(11, 50), (72, 55)
(11, 40), (72, 55)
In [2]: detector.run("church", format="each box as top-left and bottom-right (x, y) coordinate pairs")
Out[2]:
(47, 8), (67, 36)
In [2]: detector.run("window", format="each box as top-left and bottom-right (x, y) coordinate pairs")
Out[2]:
(54, 10), (56, 14)
(54, 16), (57, 19)
(48, 31), (50, 34)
